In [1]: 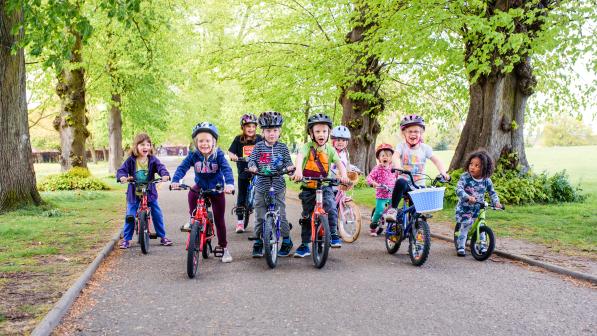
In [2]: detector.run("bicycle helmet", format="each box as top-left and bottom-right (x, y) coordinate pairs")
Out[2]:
(375, 143), (394, 158)
(400, 114), (425, 130)
(307, 113), (333, 129)
(240, 113), (258, 127)
(192, 122), (219, 140)
(331, 125), (351, 140)
(258, 111), (284, 128)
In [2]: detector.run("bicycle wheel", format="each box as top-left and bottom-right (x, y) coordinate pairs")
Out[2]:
(312, 215), (331, 269)
(202, 238), (211, 259)
(245, 187), (255, 229)
(470, 226), (495, 261)
(385, 220), (402, 254)
(187, 223), (201, 278)
(243, 208), (251, 230)
(263, 215), (278, 269)
(453, 222), (461, 250)
(408, 218), (431, 266)
(138, 211), (150, 255)
(338, 201), (361, 243)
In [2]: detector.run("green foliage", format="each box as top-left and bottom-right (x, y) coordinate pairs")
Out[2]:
(541, 117), (594, 146)
(444, 158), (585, 205)
(38, 168), (109, 191)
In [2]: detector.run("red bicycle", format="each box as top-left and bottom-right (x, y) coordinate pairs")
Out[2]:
(124, 178), (162, 254)
(170, 184), (228, 278)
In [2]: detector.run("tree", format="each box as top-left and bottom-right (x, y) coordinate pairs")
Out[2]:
(0, 0), (42, 212)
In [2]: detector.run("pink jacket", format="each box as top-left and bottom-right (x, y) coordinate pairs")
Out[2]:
(367, 165), (396, 199)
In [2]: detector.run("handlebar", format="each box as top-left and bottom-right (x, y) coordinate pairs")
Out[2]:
(244, 167), (295, 177)
(475, 201), (505, 211)
(169, 183), (234, 195)
(391, 168), (450, 187)
(299, 177), (340, 186)
(376, 184), (393, 192)
(234, 157), (248, 162)
(121, 178), (163, 185)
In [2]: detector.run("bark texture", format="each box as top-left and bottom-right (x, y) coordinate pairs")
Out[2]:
(0, 1), (42, 212)
(53, 30), (89, 172)
(108, 93), (123, 174)
(339, 2), (383, 174)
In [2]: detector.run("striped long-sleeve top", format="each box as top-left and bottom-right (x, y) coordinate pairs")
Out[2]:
(247, 140), (293, 194)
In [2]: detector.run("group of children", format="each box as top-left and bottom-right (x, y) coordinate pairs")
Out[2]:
(117, 111), (501, 261)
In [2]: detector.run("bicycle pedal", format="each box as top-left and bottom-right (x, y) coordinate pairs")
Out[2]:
(213, 246), (224, 257)
(247, 236), (259, 241)
(149, 233), (158, 239)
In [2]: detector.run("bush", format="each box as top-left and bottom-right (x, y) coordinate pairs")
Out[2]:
(38, 168), (109, 191)
(444, 157), (585, 205)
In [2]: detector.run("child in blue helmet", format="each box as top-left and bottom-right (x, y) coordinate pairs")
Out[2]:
(171, 122), (235, 263)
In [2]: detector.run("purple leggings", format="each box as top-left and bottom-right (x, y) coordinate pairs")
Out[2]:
(188, 185), (227, 248)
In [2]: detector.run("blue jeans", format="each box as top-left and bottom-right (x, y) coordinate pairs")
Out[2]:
(123, 199), (166, 241)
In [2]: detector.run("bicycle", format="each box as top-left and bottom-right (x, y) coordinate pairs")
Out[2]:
(246, 167), (294, 268)
(123, 178), (162, 255)
(231, 157), (255, 231)
(453, 201), (504, 261)
(335, 173), (361, 243)
(369, 184), (393, 236)
(170, 183), (228, 278)
(300, 177), (339, 269)
(384, 169), (448, 266)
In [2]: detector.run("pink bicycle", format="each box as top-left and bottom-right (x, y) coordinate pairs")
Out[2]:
(335, 172), (361, 243)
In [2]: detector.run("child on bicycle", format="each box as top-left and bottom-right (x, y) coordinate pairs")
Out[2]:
(247, 111), (295, 257)
(366, 143), (396, 236)
(455, 150), (502, 256)
(171, 122), (235, 263)
(228, 113), (263, 233)
(385, 114), (449, 222)
(292, 113), (349, 256)
(117, 133), (171, 249)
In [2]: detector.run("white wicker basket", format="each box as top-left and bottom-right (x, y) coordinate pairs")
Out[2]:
(407, 187), (446, 213)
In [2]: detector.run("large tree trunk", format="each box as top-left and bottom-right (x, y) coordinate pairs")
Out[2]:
(108, 93), (123, 174)
(340, 2), (383, 174)
(53, 30), (89, 172)
(0, 1), (42, 212)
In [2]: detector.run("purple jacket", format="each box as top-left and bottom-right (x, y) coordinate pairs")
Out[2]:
(116, 155), (170, 204)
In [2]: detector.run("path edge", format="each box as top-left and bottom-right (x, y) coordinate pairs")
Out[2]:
(30, 230), (121, 336)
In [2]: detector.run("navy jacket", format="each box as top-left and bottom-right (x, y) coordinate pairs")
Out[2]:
(172, 148), (235, 191)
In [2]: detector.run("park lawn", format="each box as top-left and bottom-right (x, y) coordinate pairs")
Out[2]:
(0, 171), (124, 334)
(291, 146), (597, 257)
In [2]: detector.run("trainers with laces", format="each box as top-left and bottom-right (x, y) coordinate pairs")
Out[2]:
(221, 248), (233, 263)
(369, 228), (378, 237)
(457, 247), (466, 257)
(331, 235), (342, 248)
(119, 240), (130, 249)
(235, 221), (244, 233)
(160, 237), (173, 246)
(252, 241), (263, 258)
(293, 244), (311, 258)
(278, 238), (293, 257)
(383, 208), (398, 222)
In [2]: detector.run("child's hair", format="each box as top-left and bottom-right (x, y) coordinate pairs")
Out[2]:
(193, 132), (217, 157)
(239, 126), (257, 144)
(465, 150), (494, 178)
(129, 133), (154, 157)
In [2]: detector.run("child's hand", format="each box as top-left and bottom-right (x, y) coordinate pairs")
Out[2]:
(370, 182), (379, 188)
(248, 166), (257, 173)
(339, 175), (350, 185)
(224, 185), (234, 194)
(293, 171), (303, 182)
(467, 196), (476, 204)
(170, 182), (180, 190)
(286, 165), (296, 172)
(161, 175), (170, 182)
(119, 176), (131, 183)
(441, 172), (450, 181)
(495, 202), (503, 209)
(229, 154), (238, 161)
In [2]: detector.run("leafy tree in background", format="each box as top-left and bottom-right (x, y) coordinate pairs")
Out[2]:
(541, 117), (593, 147)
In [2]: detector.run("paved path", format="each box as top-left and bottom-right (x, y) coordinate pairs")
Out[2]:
(65, 158), (596, 335)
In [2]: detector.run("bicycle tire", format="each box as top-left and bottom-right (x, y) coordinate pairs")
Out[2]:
(312, 215), (331, 269)
(202, 238), (211, 259)
(470, 226), (495, 261)
(243, 208), (251, 230)
(408, 218), (431, 266)
(385, 221), (402, 254)
(187, 223), (201, 278)
(263, 215), (278, 269)
(338, 201), (361, 243)
(453, 222), (461, 250)
(245, 187), (255, 229)
(138, 211), (150, 255)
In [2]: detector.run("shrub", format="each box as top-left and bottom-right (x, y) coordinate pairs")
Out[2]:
(38, 168), (109, 191)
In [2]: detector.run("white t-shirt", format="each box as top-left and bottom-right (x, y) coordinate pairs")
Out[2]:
(396, 142), (433, 185)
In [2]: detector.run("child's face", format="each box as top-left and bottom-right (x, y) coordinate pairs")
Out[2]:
(136, 140), (151, 158)
(378, 150), (392, 166)
(195, 132), (215, 155)
(333, 139), (348, 151)
(468, 157), (482, 179)
(311, 124), (330, 146)
(263, 127), (281, 144)
(243, 124), (256, 137)
(402, 125), (423, 146)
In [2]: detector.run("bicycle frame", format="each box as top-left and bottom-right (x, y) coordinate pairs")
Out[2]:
(311, 188), (328, 242)
(187, 191), (215, 253)
(265, 186), (281, 241)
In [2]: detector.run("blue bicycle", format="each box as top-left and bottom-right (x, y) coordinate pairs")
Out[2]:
(232, 157), (256, 231)
(247, 167), (294, 268)
(384, 168), (448, 266)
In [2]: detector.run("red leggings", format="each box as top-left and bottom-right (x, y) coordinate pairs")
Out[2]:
(188, 185), (227, 248)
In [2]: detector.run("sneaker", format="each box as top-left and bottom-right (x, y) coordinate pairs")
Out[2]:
(369, 227), (378, 237)
(479, 243), (488, 254)
(235, 221), (244, 233)
(278, 238), (293, 257)
(221, 248), (233, 263)
(180, 219), (192, 232)
(457, 248), (466, 257)
(252, 241), (263, 258)
(384, 208), (398, 222)
(293, 244), (311, 258)
(331, 235), (342, 248)
(119, 240), (130, 249)
(160, 237), (173, 246)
